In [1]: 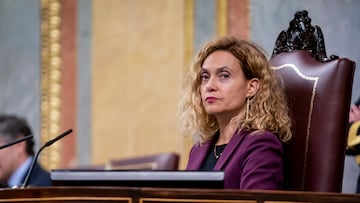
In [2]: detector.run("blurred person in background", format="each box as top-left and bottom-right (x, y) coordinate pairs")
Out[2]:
(347, 97), (360, 193)
(0, 114), (51, 188)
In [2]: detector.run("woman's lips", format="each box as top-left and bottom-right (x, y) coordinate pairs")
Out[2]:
(205, 97), (218, 103)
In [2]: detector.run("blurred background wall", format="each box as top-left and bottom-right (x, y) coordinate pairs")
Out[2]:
(0, 0), (359, 193)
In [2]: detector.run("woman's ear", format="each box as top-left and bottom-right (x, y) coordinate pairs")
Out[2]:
(246, 78), (260, 98)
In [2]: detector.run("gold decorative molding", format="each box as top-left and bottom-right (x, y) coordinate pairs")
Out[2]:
(40, 0), (62, 170)
(216, 0), (227, 36)
(182, 0), (194, 169)
(184, 0), (194, 74)
(140, 198), (253, 203)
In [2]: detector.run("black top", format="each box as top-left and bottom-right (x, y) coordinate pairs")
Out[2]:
(200, 144), (227, 170)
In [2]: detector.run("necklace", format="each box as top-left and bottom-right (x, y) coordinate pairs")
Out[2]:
(213, 145), (222, 159)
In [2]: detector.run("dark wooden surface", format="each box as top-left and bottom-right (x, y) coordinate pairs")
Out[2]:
(0, 186), (359, 203)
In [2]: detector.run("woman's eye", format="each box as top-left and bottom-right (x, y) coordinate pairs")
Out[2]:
(220, 73), (230, 79)
(201, 74), (209, 81)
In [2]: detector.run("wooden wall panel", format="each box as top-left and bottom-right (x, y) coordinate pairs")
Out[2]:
(92, 0), (185, 166)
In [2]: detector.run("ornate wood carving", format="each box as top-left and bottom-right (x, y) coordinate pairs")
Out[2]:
(272, 10), (338, 62)
(40, 0), (62, 170)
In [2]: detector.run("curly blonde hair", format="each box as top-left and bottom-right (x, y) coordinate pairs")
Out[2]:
(178, 36), (292, 143)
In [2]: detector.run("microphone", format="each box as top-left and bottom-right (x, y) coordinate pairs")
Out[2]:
(0, 135), (33, 150)
(22, 129), (73, 188)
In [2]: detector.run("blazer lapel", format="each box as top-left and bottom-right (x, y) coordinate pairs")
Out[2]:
(188, 142), (211, 170)
(213, 131), (245, 170)
(187, 133), (219, 170)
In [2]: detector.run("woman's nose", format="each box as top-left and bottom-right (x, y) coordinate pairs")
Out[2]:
(205, 77), (217, 91)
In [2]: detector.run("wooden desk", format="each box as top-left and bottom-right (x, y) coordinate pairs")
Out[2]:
(0, 187), (359, 203)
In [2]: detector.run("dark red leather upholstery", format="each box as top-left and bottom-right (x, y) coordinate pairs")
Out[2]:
(109, 152), (180, 170)
(270, 50), (355, 192)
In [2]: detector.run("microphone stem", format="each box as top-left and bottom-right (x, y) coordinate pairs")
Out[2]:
(21, 145), (46, 188)
(21, 129), (72, 188)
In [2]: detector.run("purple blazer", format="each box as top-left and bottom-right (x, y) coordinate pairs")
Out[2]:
(186, 130), (284, 190)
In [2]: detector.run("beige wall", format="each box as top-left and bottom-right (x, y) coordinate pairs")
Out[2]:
(92, 0), (189, 168)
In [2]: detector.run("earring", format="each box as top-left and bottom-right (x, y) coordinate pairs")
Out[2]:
(245, 97), (250, 121)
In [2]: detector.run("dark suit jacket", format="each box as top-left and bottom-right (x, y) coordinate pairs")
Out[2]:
(186, 130), (283, 189)
(21, 161), (51, 187)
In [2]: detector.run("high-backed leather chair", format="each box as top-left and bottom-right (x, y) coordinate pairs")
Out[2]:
(270, 10), (356, 192)
(107, 152), (180, 170)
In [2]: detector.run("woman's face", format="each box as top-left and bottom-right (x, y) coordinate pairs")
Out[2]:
(200, 50), (257, 120)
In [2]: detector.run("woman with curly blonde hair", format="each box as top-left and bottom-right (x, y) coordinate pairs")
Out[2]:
(178, 36), (292, 189)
